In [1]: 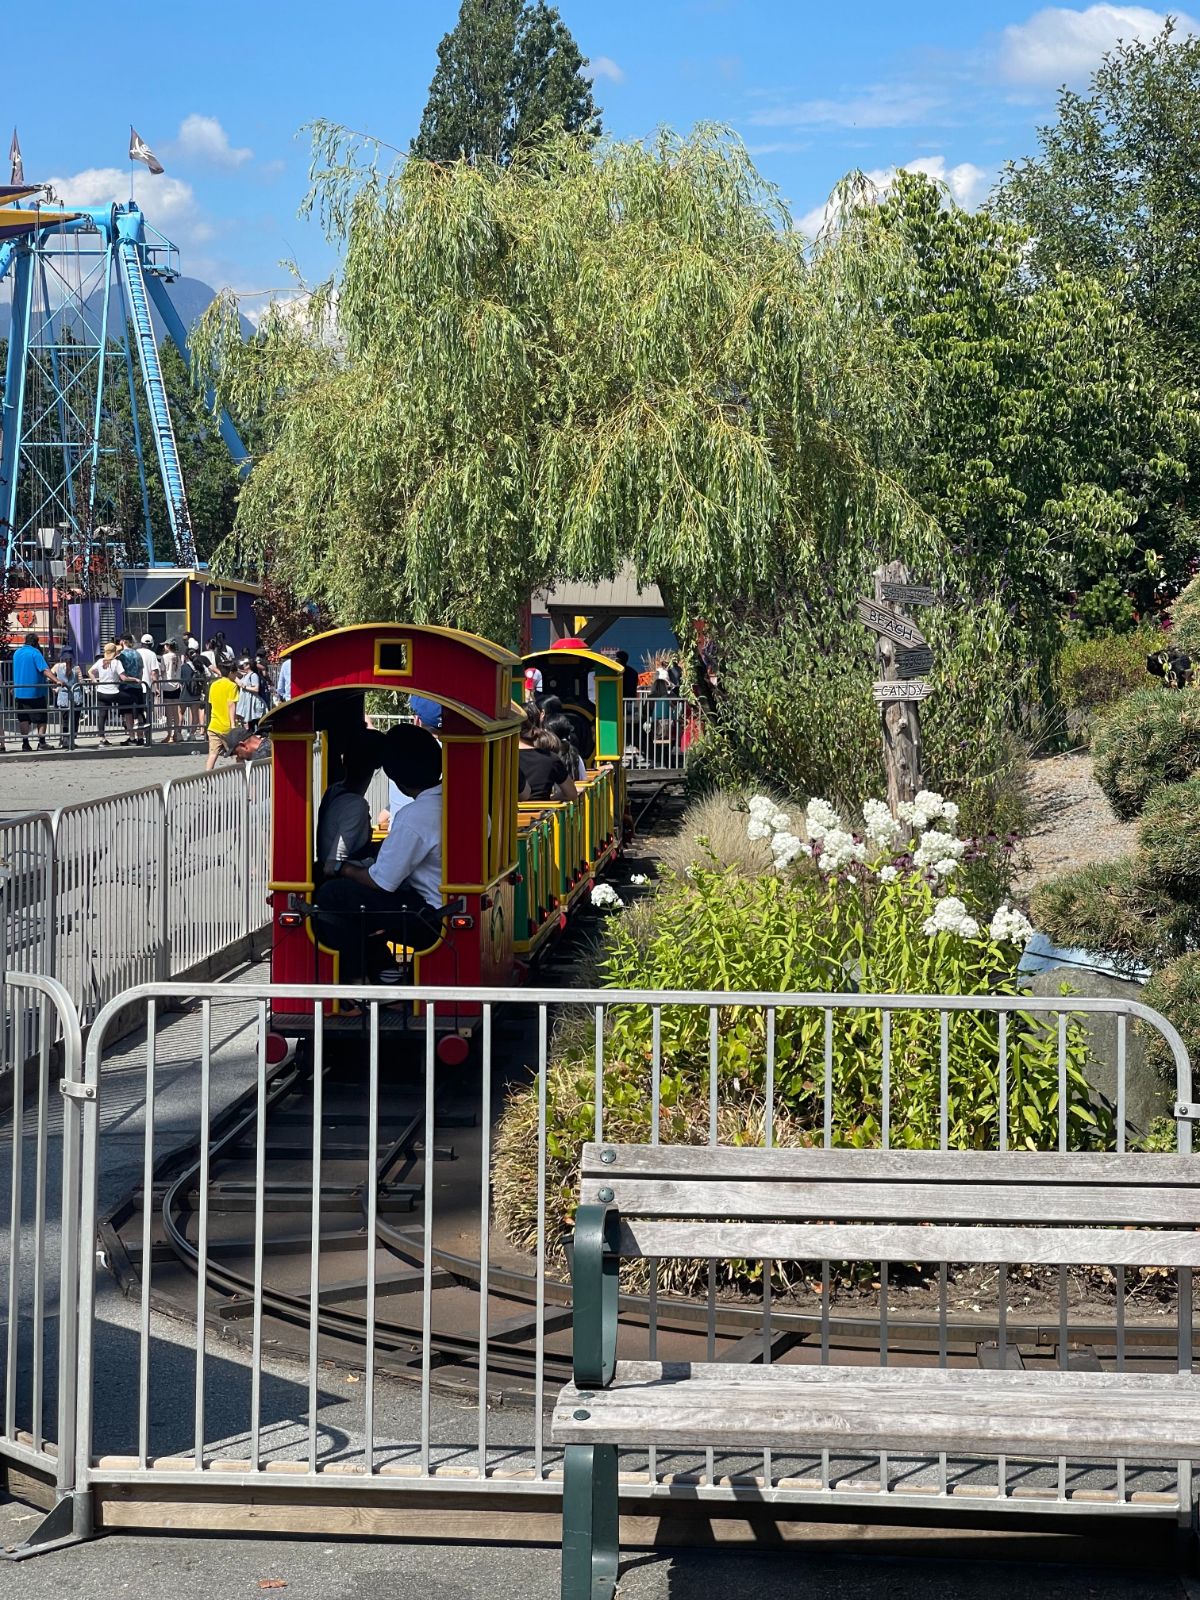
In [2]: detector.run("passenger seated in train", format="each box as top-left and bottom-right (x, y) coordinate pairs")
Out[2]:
(539, 693), (594, 761)
(314, 729), (385, 882)
(518, 705), (578, 803)
(543, 714), (586, 783)
(313, 725), (444, 984)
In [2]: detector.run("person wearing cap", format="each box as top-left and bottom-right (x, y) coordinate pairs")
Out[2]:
(137, 634), (161, 742)
(50, 646), (85, 749)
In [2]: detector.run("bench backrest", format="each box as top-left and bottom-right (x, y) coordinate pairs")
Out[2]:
(578, 1144), (1200, 1268)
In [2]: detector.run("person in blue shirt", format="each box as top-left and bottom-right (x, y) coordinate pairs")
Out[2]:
(12, 632), (54, 752)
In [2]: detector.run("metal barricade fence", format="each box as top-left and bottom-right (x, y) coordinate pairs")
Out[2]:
(61, 981), (1195, 1535)
(0, 973), (84, 1522)
(622, 696), (694, 773)
(50, 788), (167, 1027)
(1, 765), (272, 1059)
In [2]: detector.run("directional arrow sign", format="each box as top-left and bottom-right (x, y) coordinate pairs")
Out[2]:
(857, 598), (928, 651)
(896, 645), (935, 678)
(873, 679), (933, 703)
(880, 581), (937, 607)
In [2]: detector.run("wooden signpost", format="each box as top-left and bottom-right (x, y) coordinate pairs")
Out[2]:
(860, 563), (939, 809)
(872, 679), (932, 703)
(879, 581), (936, 607)
(895, 645), (934, 678)
(856, 598), (927, 651)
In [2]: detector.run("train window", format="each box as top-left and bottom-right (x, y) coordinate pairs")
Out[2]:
(374, 639), (412, 677)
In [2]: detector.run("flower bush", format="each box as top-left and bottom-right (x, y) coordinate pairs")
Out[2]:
(494, 790), (1100, 1288)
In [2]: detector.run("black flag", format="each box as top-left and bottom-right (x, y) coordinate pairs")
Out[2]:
(9, 129), (23, 185)
(129, 127), (164, 175)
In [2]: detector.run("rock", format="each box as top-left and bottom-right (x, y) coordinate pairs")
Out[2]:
(1026, 967), (1173, 1141)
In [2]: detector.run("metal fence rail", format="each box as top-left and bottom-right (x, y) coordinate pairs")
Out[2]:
(0, 764), (271, 1053)
(622, 696), (694, 773)
(1, 662), (209, 747)
(58, 981), (1196, 1534)
(0, 974), (83, 1515)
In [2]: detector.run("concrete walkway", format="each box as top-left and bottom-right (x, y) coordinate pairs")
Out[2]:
(1, 1497), (1197, 1600)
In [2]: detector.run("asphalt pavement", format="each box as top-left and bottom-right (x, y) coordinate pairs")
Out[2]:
(0, 744), (208, 819)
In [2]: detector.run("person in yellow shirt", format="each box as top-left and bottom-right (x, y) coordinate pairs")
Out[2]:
(205, 662), (240, 771)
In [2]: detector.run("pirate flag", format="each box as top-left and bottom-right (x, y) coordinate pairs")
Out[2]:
(129, 128), (164, 175)
(9, 129), (23, 186)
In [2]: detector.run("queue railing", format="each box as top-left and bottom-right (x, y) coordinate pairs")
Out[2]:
(46, 980), (1198, 1539)
(0, 762), (272, 1057)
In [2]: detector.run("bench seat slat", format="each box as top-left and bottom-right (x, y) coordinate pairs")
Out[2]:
(614, 1220), (1200, 1267)
(552, 1363), (1200, 1461)
(584, 1178), (1200, 1227)
(581, 1144), (1200, 1185)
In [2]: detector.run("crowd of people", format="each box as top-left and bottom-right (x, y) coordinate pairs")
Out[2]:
(0, 628), (290, 761)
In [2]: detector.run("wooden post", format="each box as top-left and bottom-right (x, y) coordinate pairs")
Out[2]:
(874, 562), (924, 811)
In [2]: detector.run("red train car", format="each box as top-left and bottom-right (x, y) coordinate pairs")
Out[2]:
(264, 623), (523, 1056)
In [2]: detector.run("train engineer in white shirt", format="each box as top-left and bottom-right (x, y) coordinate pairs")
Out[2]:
(313, 724), (444, 984)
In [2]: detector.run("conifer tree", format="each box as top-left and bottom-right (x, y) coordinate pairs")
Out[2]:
(411, 0), (600, 165)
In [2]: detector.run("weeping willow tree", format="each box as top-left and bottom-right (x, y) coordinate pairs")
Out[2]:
(193, 123), (941, 643)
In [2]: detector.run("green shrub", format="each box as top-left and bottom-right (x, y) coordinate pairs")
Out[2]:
(1073, 576), (1136, 636)
(1169, 576), (1200, 658)
(1137, 777), (1200, 894)
(1030, 856), (1197, 968)
(700, 594), (1030, 836)
(1058, 626), (1162, 714)
(1140, 954), (1200, 1083)
(1091, 686), (1200, 819)
(495, 846), (1102, 1290)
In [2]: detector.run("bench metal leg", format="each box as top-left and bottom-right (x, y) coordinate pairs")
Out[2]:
(561, 1443), (618, 1600)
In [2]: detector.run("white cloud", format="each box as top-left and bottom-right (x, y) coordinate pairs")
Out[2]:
(999, 4), (1196, 85)
(587, 55), (625, 84)
(750, 84), (939, 130)
(45, 166), (198, 229)
(172, 113), (253, 169)
(798, 155), (990, 239)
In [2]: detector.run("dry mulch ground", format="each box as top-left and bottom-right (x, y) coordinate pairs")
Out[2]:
(1011, 751), (1136, 903)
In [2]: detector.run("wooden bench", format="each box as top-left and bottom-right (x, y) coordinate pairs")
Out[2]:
(552, 1142), (1200, 1600)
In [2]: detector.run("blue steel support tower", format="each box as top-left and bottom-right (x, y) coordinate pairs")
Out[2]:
(0, 194), (247, 586)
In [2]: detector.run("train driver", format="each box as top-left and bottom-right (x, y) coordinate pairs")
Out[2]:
(313, 724), (444, 985)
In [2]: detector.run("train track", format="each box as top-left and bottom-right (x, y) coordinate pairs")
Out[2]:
(100, 1021), (1192, 1406)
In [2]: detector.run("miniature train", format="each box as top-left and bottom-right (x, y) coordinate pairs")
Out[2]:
(262, 623), (627, 1061)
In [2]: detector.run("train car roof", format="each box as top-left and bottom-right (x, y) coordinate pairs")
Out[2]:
(267, 622), (523, 732)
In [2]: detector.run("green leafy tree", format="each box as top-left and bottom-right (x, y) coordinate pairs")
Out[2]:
(993, 20), (1200, 367)
(194, 128), (940, 646)
(870, 172), (1199, 636)
(411, 0), (600, 165)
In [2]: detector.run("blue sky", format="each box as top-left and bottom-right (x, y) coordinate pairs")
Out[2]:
(7, 1), (1195, 314)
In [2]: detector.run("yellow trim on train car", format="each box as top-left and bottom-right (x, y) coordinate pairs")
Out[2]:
(280, 621), (520, 668)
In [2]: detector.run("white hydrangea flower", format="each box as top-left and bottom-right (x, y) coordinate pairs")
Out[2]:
(931, 858), (959, 878)
(747, 817), (773, 841)
(747, 794), (790, 838)
(922, 897), (980, 939)
(877, 864), (899, 882)
(770, 831), (806, 871)
(989, 904), (1034, 945)
(862, 797), (899, 849)
(913, 829), (965, 870)
(941, 800), (959, 825)
(629, 873), (649, 886)
(818, 827), (866, 872)
(805, 797), (842, 840)
(591, 883), (625, 910)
